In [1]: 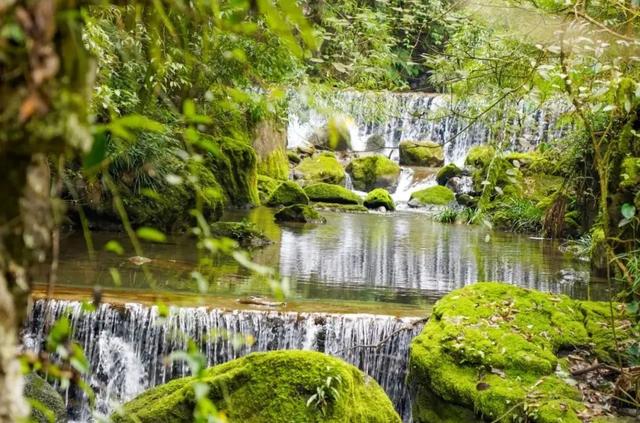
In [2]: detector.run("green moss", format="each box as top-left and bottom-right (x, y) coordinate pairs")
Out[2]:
(304, 183), (361, 205)
(505, 151), (554, 175)
(210, 221), (271, 249)
(274, 204), (326, 223)
(465, 145), (495, 167)
(436, 164), (462, 186)
(294, 154), (346, 185)
(257, 174), (280, 204)
(211, 139), (260, 207)
(265, 181), (309, 207)
(313, 202), (369, 213)
(399, 140), (444, 167)
(363, 188), (395, 211)
(113, 351), (400, 423)
(408, 282), (633, 423)
(287, 150), (301, 164)
(346, 155), (401, 191)
(24, 373), (66, 423)
(257, 148), (289, 181)
(410, 186), (455, 206)
(620, 156), (640, 189)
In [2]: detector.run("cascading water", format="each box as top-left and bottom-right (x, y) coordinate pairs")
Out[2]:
(22, 300), (425, 422)
(287, 89), (571, 165)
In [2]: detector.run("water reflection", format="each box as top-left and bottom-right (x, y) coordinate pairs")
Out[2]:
(49, 207), (606, 307)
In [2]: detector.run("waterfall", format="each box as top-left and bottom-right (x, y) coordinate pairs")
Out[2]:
(287, 89), (571, 165)
(392, 168), (437, 204)
(344, 172), (354, 190)
(22, 299), (425, 422)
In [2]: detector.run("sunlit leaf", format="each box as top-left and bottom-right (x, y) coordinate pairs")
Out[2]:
(137, 227), (167, 243)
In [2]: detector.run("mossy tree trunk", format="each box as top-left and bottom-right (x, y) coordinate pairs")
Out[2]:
(0, 1), (92, 420)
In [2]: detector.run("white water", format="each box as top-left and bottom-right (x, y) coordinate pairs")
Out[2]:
(23, 300), (424, 422)
(287, 89), (571, 166)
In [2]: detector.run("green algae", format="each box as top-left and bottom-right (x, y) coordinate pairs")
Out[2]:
(346, 155), (400, 191)
(265, 181), (309, 207)
(410, 186), (455, 206)
(363, 188), (395, 211)
(112, 351), (400, 423)
(408, 282), (633, 423)
(304, 183), (361, 205)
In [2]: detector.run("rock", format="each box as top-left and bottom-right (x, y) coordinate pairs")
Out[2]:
(296, 143), (315, 156)
(304, 183), (361, 205)
(253, 120), (289, 180)
(257, 174), (280, 204)
(308, 116), (353, 151)
(363, 188), (395, 211)
(436, 163), (462, 186)
(294, 152), (346, 185)
(365, 134), (386, 151)
(312, 202), (369, 213)
(346, 155), (401, 192)
(409, 186), (455, 206)
(465, 144), (495, 167)
(287, 150), (301, 164)
(456, 193), (477, 208)
(112, 351), (401, 423)
(399, 140), (444, 167)
(128, 256), (152, 266)
(446, 176), (474, 195)
(265, 181), (309, 207)
(210, 221), (271, 249)
(408, 282), (634, 423)
(24, 373), (67, 423)
(274, 204), (326, 224)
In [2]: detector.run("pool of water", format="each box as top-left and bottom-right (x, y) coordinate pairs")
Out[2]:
(41, 207), (608, 313)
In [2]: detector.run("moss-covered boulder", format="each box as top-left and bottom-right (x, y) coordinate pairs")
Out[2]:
(308, 117), (353, 151)
(409, 282), (633, 423)
(294, 153), (346, 185)
(436, 164), (462, 186)
(275, 204), (326, 224)
(24, 373), (66, 423)
(210, 221), (271, 249)
(363, 188), (395, 211)
(113, 351), (399, 423)
(265, 181), (309, 207)
(465, 144), (496, 168)
(399, 140), (444, 167)
(253, 120), (289, 180)
(287, 150), (301, 164)
(313, 203), (369, 213)
(346, 155), (401, 192)
(409, 186), (455, 206)
(257, 174), (280, 204)
(304, 183), (361, 205)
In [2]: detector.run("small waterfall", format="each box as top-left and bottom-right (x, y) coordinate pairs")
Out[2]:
(287, 89), (571, 165)
(392, 168), (437, 204)
(344, 172), (354, 190)
(22, 300), (424, 422)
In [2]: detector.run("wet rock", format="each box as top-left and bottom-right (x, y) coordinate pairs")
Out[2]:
(304, 183), (361, 205)
(399, 140), (444, 167)
(265, 181), (309, 207)
(274, 204), (326, 224)
(363, 188), (395, 211)
(346, 155), (401, 192)
(446, 176), (474, 195)
(294, 152), (346, 185)
(455, 193), (477, 208)
(436, 163), (462, 186)
(409, 186), (455, 206)
(24, 373), (67, 423)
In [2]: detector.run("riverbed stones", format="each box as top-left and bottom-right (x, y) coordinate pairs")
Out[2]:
(363, 188), (395, 211)
(112, 350), (401, 423)
(408, 282), (634, 423)
(346, 154), (401, 191)
(399, 140), (444, 167)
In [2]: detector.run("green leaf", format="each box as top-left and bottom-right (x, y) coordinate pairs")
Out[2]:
(116, 115), (164, 133)
(628, 301), (639, 314)
(621, 203), (636, 220)
(136, 227), (167, 243)
(104, 240), (124, 255)
(83, 132), (108, 172)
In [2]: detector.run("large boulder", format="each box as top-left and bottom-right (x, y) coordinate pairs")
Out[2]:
(409, 186), (455, 207)
(275, 204), (327, 224)
(304, 183), (361, 205)
(408, 283), (633, 423)
(294, 153), (346, 185)
(265, 181), (309, 207)
(24, 373), (67, 423)
(363, 188), (395, 211)
(112, 351), (400, 422)
(399, 141), (444, 167)
(346, 155), (401, 192)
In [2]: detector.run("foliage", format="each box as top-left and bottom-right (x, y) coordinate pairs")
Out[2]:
(490, 197), (544, 233)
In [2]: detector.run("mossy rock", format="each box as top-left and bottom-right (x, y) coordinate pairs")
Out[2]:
(112, 351), (399, 423)
(257, 148), (289, 181)
(620, 156), (640, 190)
(436, 164), (462, 186)
(363, 188), (395, 211)
(257, 174), (280, 204)
(275, 204), (326, 224)
(399, 140), (444, 167)
(304, 183), (360, 205)
(346, 155), (401, 192)
(211, 139), (260, 207)
(294, 153), (346, 185)
(504, 151), (554, 175)
(410, 186), (455, 206)
(465, 144), (496, 168)
(210, 221), (271, 249)
(24, 373), (67, 423)
(287, 150), (301, 164)
(408, 282), (633, 423)
(313, 202), (369, 213)
(308, 117), (352, 151)
(265, 181), (309, 207)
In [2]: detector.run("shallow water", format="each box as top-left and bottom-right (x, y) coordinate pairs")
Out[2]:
(45, 207), (606, 313)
